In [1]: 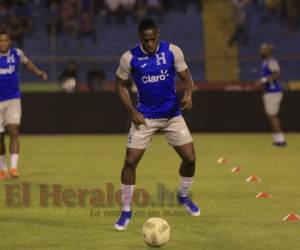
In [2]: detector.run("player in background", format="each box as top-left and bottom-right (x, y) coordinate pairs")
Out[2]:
(0, 29), (48, 180)
(255, 43), (286, 146)
(114, 18), (200, 231)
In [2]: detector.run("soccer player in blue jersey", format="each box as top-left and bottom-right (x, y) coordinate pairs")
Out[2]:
(114, 18), (200, 230)
(255, 43), (286, 146)
(0, 30), (48, 180)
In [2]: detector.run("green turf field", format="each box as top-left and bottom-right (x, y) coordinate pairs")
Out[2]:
(0, 134), (299, 250)
(20, 83), (61, 92)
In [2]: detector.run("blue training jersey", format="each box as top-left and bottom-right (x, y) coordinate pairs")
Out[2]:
(0, 48), (22, 102)
(117, 41), (188, 119)
(261, 58), (282, 93)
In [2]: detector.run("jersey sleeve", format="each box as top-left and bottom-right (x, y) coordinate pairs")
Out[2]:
(16, 48), (29, 65)
(268, 59), (280, 72)
(116, 51), (132, 80)
(169, 44), (188, 72)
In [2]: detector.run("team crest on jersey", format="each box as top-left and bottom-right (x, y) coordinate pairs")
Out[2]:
(7, 55), (15, 64)
(155, 52), (167, 65)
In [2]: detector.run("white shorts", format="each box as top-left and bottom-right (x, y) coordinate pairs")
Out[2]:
(127, 115), (193, 149)
(263, 92), (283, 116)
(0, 99), (22, 132)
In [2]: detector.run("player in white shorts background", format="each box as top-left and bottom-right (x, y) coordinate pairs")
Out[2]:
(114, 18), (200, 230)
(0, 29), (48, 180)
(255, 43), (286, 146)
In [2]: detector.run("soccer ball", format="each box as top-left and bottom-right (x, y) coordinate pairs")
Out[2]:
(141, 218), (170, 247)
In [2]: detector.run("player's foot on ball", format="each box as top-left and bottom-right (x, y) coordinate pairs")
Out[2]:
(0, 170), (9, 180)
(177, 194), (201, 216)
(272, 142), (287, 147)
(115, 211), (132, 231)
(9, 168), (20, 178)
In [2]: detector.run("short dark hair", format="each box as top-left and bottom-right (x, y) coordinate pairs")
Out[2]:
(0, 28), (11, 38)
(138, 18), (158, 32)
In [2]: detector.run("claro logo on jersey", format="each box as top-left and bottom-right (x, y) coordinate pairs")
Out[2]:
(142, 70), (169, 84)
(0, 65), (16, 75)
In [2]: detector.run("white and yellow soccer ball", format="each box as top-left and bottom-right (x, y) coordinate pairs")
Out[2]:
(141, 218), (170, 247)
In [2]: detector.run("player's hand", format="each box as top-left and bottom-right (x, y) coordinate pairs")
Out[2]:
(180, 95), (193, 110)
(254, 80), (263, 90)
(131, 110), (146, 127)
(38, 70), (48, 81)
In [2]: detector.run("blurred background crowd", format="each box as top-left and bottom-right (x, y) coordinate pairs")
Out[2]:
(0, 0), (299, 92)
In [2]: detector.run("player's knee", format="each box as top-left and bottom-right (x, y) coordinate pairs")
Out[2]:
(7, 129), (19, 138)
(183, 154), (196, 166)
(124, 157), (139, 169)
(6, 125), (19, 136)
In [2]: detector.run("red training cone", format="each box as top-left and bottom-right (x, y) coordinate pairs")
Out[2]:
(231, 166), (241, 173)
(256, 192), (272, 198)
(217, 157), (227, 164)
(246, 176), (261, 182)
(282, 214), (300, 221)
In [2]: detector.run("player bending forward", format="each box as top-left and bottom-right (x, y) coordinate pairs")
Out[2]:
(114, 18), (200, 231)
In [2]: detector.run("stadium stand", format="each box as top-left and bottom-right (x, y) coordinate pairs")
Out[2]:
(238, 1), (300, 82)
(2, 0), (300, 86)
(11, 0), (204, 83)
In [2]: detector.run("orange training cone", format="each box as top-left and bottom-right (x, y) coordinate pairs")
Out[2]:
(246, 176), (261, 182)
(231, 166), (241, 173)
(282, 214), (300, 221)
(217, 157), (227, 164)
(256, 192), (272, 198)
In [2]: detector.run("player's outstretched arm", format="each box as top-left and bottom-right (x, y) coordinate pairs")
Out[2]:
(25, 60), (48, 81)
(16, 49), (48, 81)
(115, 76), (145, 125)
(177, 68), (194, 111)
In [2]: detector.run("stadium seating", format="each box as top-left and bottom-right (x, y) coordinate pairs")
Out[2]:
(18, 2), (300, 84)
(238, 2), (300, 81)
(19, 4), (205, 83)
